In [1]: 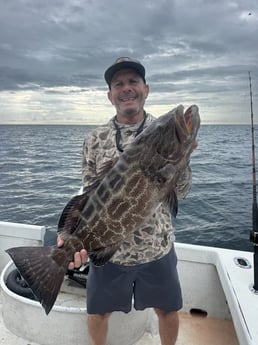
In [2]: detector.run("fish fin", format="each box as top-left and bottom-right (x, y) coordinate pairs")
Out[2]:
(89, 243), (121, 266)
(58, 193), (90, 235)
(6, 246), (66, 315)
(155, 163), (176, 185)
(58, 158), (119, 236)
(165, 190), (178, 218)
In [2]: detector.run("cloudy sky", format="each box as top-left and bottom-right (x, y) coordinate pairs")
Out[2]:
(0, 0), (257, 124)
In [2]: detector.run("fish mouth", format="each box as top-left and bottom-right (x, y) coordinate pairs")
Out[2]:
(184, 106), (196, 134)
(185, 120), (193, 134)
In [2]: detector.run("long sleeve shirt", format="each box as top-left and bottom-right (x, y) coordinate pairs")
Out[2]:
(82, 113), (192, 265)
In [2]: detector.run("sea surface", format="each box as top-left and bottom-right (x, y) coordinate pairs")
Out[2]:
(0, 124), (256, 252)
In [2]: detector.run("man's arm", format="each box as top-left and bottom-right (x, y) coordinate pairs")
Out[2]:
(57, 134), (96, 268)
(82, 133), (99, 191)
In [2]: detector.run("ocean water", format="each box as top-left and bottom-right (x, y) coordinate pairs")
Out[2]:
(0, 124), (256, 252)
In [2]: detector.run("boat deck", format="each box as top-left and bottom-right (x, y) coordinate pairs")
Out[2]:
(0, 293), (239, 345)
(138, 312), (239, 345)
(1, 230), (253, 345)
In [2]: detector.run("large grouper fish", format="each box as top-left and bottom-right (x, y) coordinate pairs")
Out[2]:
(6, 104), (200, 314)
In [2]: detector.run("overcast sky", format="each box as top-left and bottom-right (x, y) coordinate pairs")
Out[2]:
(0, 0), (257, 124)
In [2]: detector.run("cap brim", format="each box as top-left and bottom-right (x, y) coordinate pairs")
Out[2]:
(104, 61), (145, 85)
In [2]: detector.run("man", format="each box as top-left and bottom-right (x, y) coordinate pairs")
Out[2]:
(58, 57), (194, 345)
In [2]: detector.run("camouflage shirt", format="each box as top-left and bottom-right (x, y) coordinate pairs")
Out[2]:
(82, 113), (192, 265)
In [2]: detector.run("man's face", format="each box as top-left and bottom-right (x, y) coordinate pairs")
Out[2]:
(108, 69), (149, 119)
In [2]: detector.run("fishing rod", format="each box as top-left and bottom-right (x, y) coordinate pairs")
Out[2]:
(249, 71), (258, 292)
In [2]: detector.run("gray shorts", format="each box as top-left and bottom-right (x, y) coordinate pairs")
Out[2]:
(86, 245), (182, 314)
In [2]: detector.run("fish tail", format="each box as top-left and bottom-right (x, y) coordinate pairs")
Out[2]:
(6, 246), (67, 315)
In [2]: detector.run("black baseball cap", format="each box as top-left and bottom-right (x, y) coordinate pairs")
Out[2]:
(104, 57), (146, 87)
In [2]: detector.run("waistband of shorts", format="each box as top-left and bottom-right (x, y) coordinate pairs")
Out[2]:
(107, 244), (174, 269)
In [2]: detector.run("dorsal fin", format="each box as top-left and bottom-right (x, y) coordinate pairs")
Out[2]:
(58, 193), (90, 236)
(58, 158), (118, 237)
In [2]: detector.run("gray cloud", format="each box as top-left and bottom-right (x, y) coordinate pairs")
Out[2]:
(0, 0), (257, 123)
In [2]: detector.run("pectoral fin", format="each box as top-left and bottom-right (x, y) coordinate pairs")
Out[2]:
(164, 190), (178, 218)
(89, 243), (122, 266)
(155, 163), (176, 186)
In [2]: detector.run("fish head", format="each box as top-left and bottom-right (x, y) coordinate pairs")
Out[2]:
(136, 104), (200, 166)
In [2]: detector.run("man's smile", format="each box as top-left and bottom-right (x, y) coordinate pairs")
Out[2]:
(119, 96), (137, 102)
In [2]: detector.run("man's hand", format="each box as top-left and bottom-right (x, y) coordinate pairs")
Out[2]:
(57, 235), (88, 270)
